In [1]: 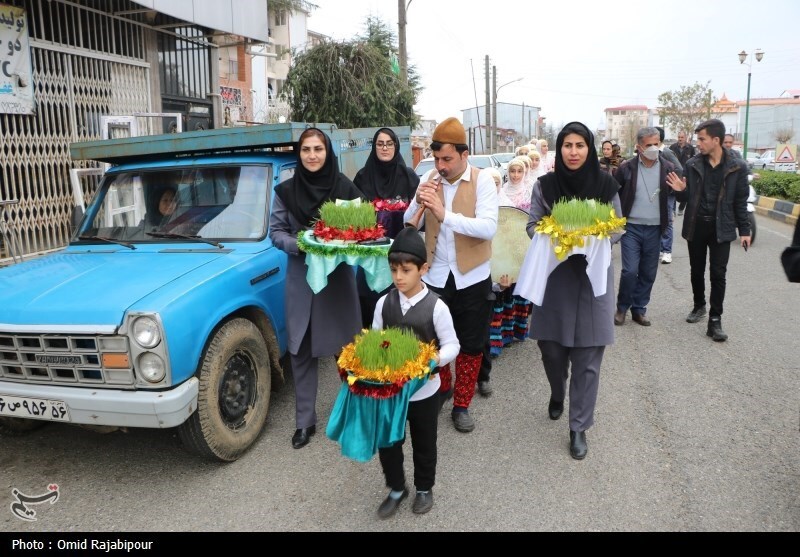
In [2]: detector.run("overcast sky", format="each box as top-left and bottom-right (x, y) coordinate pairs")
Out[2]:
(307, 0), (800, 131)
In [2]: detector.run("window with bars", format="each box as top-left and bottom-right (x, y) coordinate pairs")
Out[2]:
(157, 26), (211, 100)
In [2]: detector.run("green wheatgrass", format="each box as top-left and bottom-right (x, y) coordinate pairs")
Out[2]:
(353, 328), (421, 370)
(318, 200), (377, 231)
(550, 198), (615, 231)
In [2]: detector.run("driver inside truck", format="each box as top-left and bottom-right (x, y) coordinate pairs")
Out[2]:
(145, 184), (178, 230)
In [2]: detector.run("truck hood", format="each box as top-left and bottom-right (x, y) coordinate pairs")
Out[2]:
(0, 250), (226, 327)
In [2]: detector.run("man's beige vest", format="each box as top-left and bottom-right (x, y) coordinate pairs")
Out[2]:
(424, 167), (492, 274)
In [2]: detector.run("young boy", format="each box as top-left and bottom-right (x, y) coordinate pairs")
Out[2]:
(372, 226), (460, 518)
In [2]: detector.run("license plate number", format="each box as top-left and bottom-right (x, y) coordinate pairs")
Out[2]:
(0, 394), (70, 421)
(35, 354), (82, 365)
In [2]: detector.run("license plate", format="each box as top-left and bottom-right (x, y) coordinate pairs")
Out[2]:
(0, 394), (70, 421)
(35, 354), (82, 365)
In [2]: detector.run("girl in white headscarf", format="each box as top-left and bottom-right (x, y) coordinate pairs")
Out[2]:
(527, 150), (547, 181)
(502, 157), (533, 213)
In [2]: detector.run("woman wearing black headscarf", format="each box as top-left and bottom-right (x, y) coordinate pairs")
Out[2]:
(269, 127), (366, 450)
(524, 122), (622, 460)
(354, 128), (419, 207)
(353, 128), (420, 327)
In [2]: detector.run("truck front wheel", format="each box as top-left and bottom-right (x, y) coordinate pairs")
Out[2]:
(178, 318), (271, 461)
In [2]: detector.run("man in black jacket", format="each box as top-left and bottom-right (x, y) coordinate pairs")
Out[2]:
(669, 131), (696, 215)
(666, 119), (751, 341)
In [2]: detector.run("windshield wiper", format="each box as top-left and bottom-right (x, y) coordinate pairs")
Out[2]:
(146, 231), (224, 248)
(77, 235), (136, 250)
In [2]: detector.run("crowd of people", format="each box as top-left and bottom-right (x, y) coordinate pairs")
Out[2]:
(267, 116), (755, 518)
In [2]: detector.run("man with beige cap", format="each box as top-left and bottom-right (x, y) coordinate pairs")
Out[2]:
(403, 117), (498, 433)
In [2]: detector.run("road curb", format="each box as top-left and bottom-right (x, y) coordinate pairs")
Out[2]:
(754, 196), (798, 225)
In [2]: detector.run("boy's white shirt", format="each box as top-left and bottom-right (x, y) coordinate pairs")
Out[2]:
(372, 283), (460, 402)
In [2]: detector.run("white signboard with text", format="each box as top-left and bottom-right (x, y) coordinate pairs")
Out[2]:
(0, 4), (34, 115)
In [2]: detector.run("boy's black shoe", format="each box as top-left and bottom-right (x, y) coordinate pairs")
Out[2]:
(377, 489), (408, 519)
(412, 490), (434, 514)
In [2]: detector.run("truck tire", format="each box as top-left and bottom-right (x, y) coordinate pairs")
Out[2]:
(0, 417), (48, 436)
(178, 318), (271, 462)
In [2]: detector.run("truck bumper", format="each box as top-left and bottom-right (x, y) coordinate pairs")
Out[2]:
(0, 378), (198, 429)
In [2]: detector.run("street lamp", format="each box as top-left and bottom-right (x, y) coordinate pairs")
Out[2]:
(738, 49), (764, 156)
(492, 77), (523, 153)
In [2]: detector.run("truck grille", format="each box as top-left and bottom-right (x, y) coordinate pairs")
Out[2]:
(0, 333), (134, 387)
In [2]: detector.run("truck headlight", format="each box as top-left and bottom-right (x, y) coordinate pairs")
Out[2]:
(138, 353), (166, 383)
(132, 316), (161, 348)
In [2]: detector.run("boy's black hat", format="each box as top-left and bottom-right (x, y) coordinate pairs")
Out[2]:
(389, 227), (427, 262)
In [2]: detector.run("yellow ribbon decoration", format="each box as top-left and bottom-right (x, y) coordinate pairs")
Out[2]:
(535, 209), (626, 260)
(337, 339), (438, 385)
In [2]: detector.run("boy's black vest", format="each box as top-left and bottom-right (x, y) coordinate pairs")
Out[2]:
(381, 288), (439, 347)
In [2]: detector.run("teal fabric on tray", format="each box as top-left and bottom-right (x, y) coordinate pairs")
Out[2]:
(302, 231), (393, 294)
(326, 377), (427, 462)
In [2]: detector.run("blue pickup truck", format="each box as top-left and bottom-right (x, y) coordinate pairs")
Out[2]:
(0, 123), (410, 461)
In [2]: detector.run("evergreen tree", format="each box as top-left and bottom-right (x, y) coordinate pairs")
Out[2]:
(282, 17), (421, 129)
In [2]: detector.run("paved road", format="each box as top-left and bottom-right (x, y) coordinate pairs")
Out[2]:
(2, 214), (798, 533)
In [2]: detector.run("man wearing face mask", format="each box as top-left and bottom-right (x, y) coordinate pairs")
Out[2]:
(613, 127), (680, 327)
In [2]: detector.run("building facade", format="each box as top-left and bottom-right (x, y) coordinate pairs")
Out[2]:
(462, 102), (541, 155)
(604, 105), (650, 155)
(0, 0), (268, 264)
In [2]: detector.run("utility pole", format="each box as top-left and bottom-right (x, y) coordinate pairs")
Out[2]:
(397, 0), (411, 85)
(491, 66), (497, 153)
(484, 56), (491, 155)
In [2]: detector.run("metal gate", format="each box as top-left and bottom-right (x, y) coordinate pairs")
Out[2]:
(0, 0), (151, 265)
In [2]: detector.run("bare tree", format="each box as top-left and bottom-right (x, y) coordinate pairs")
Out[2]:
(774, 127), (796, 144)
(657, 81), (717, 138)
(619, 117), (638, 157)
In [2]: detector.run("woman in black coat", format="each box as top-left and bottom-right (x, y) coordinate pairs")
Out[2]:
(353, 128), (420, 328)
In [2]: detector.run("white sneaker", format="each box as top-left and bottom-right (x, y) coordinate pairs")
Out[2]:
(661, 253), (672, 264)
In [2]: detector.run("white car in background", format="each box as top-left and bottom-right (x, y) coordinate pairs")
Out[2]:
(745, 151), (760, 169)
(468, 154), (506, 182)
(415, 154), (508, 182)
(753, 150), (775, 170)
(492, 152), (515, 177)
(413, 157), (435, 178)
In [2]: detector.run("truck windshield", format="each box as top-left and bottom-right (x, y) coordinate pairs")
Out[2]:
(76, 165), (271, 243)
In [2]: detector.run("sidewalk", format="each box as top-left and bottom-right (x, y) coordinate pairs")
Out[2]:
(754, 195), (798, 225)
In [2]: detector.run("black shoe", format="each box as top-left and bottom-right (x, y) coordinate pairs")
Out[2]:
(477, 380), (493, 397)
(291, 425), (316, 449)
(377, 489), (408, 519)
(570, 430), (587, 460)
(686, 305), (707, 323)
(706, 317), (728, 342)
(412, 490), (434, 514)
(614, 310), (626, 326)
(548, 398), (564, 420)
(631, 313), (651, 326)
(451, 410), (475, 432)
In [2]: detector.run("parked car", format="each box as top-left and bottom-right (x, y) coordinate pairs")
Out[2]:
(414, 154), (507, 182)
(745, 151), (761, 169)
(468, 154), (506, 181)
(492, 152), (515, 172)
(414, 157), (435, 178)
(753, 150), (775, 170)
